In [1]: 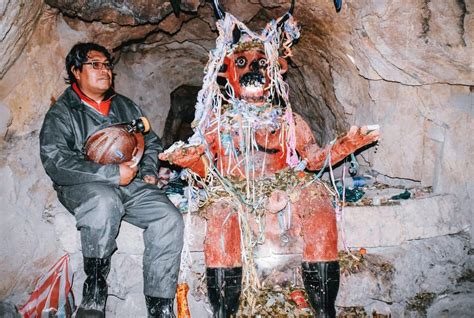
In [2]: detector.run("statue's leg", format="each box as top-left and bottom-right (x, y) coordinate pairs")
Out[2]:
(296, 183), (340, 318)
(203, 200), (242, 318)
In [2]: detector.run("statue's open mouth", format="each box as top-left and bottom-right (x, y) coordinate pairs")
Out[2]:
(239, 72), (266, 102)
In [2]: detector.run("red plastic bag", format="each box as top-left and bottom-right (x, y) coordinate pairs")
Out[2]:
(19, 254), (75, 317)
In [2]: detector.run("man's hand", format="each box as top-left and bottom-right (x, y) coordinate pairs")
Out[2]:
(143, 175), (158, 185)
(157, 167), (171, 188)
(119, 161), (138, 186)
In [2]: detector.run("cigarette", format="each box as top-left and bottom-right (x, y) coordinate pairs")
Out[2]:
(129, 159), (139, 168)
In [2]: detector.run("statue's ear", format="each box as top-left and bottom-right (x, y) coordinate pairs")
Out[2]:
(218, 56), (231, 78)
(278, 57), (288, 74)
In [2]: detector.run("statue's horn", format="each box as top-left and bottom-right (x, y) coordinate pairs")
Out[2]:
(211, 0), (225, 20)
(277, 0), (296, 28)
(169, 0), (181, 17)
(232, 26), (242, 45)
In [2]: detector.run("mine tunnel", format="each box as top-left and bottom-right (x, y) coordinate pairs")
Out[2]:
(0, 0), (472, 317)
(161, 85), (200, 148)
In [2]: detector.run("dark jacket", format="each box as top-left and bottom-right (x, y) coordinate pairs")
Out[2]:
(40, 86), (162, 187)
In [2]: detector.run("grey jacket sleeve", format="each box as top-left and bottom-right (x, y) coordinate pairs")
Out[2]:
(139, 128), (163, 179)
(39, 112), (120, 186)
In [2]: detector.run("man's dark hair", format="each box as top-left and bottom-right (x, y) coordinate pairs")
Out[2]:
(65, 42), (113, 84)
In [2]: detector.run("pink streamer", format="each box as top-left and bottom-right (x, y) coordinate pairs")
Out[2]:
(284, 109), (299, 167)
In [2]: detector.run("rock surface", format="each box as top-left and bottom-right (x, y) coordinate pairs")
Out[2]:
(337, 234), (471, 317)
(0, 102), (12, 138)
(0, 0), (472, 317)
(44, 0), (201, 25)
(342, 194), (468, 248)
(0, 0), (43, 79)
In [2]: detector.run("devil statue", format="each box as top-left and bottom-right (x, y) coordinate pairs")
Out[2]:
(160, 1), (378, 317)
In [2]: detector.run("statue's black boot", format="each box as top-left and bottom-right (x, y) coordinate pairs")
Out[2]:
(145, 296), (176, 318)
(76, 257), (110, 318)
(302, 261), (340, 318)
(206, 267), (242, 318)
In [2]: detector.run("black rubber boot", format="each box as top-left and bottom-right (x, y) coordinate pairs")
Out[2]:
(76, 257), (111, 318)
(302, 261), (340, 318)
(206, 267), (242, 318)
(145, 296), (176, 318)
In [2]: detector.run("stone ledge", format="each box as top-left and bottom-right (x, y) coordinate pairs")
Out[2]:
(114, 194), (467, 253)
(340, 194), (467, 248)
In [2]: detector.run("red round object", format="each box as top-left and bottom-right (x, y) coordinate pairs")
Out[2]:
(290, 290), (310, 309)
(84, 125), (144, 165)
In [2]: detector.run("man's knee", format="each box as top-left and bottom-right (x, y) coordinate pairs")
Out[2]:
(145, 205), (184, 251)
(74, 186), (123, 258)
(169, 206), (184, 230)
(74, 185), (123, 230)
(154, 205), (184, 236)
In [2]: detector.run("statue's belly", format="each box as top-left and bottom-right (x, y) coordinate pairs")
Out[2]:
(217, 150), (288, 178)
(203, 181), (338, 267)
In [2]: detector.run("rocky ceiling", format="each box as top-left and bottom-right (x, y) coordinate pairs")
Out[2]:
(4, 0), (470, 142)
(1, 1), (472, 315)
(39, 0), (354, 142)
(45, 0), (200, 25)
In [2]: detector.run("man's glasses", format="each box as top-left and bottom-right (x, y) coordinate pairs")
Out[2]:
(83, 61), (114, 71)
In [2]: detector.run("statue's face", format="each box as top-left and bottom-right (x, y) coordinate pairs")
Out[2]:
(219, 47), (287, 105)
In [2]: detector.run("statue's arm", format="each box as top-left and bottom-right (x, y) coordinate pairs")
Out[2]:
(158, 129), (217, 177)
(294, 113), (379, 170)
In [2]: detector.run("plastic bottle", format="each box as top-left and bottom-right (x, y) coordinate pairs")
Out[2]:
(337, 175), (375, 188)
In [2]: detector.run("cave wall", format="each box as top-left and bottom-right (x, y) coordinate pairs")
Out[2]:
(0, 0), (472, 316)
(114, 40), (210, 136)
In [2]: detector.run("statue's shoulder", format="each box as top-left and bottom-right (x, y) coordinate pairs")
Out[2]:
(292, 112), (311, 127)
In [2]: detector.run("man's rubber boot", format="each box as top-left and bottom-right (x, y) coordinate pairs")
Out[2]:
(76, 257), (111, 318)
(145, 296), (176, 318)
(206, 267), (242, 318)
(302, 261), (340, 318)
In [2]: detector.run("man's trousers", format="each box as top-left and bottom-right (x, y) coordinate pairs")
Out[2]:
(56, 179), (184, 298)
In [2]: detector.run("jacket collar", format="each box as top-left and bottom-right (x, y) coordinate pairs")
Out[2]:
(71, 83), (116, 116)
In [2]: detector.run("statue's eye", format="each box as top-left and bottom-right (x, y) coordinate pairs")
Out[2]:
(235, 57), (247, 67)
(258, 58), (267, 67)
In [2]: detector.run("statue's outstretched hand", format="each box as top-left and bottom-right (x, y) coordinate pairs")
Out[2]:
(159, 143), (206, 169)
(329, 125), (380, 163)
(303, 125), (380, 171)
(347, 125), (380, 148)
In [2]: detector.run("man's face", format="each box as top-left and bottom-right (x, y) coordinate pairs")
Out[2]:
(72, 50), (112, 98)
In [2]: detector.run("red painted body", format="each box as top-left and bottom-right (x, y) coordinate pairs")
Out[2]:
(296, 182), (338, 261)
(159, 46), (379, 269)
(203, 200), (242, 267)
(203, 181), (338, 266)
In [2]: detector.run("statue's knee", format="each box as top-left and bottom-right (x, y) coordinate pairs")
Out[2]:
(203, 201), (242, 267)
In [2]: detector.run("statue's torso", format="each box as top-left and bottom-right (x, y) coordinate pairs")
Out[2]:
(207, 113), (290, 179)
